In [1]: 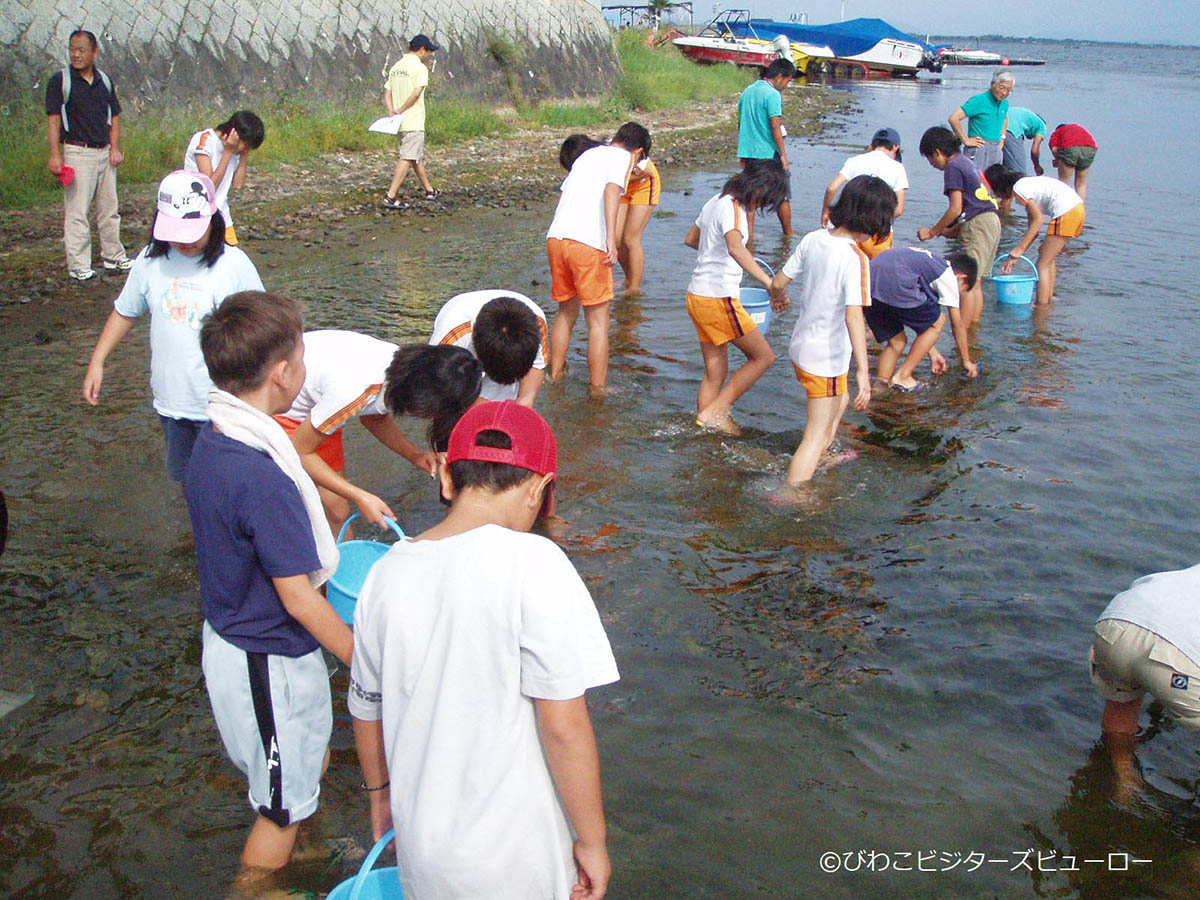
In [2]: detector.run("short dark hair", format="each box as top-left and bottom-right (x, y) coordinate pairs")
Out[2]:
(384, 344), (482, 452)
(217, 110), (265, 149)
(946, 252), (978, 290)
(982, 164), (1022, 199)
(870, 137), (898, 152)
(559, 133), (600, 171)
(146, 209), (227, 267)
(762, 58), (796, 80)
(200, 291), (304, 394)
(828, 175), (895, 241)
(919, 126), (960, 159)
(447, 429), (539, 496)
(473, 297), (541, 386)
(720, 163), (790, 214)
(69, 30), (98, 49)
(612, 122), (651, 157)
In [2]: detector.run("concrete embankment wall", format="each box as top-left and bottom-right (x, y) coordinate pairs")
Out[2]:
(0, 0), (618, 109)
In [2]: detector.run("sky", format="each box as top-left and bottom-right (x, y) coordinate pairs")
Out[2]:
(617, 0), (1200, 46)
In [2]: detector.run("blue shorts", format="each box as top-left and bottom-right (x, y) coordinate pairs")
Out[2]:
(159, 415), (206, 482)
(865, 300), (943, 345)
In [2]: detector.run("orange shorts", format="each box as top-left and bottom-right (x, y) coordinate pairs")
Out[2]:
(547, 238), (614, 306)
(621, 160), (662, 206)
(793, 364), (848, 399)
(686, 292), (756, 346)
(857, 231), (893, 259)
(1047, 203), (1085, 238)
(273, 415), (346, 471)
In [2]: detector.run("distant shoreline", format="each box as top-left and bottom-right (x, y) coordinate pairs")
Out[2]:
(928, 34), (1199, 50)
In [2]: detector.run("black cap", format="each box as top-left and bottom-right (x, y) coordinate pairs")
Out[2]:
(410, 34), (439, 52)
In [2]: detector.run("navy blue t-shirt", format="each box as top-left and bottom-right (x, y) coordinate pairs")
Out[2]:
(185, 426), (322, 657)
(870, 247), (950, 310)
(942, 153), (998, 223)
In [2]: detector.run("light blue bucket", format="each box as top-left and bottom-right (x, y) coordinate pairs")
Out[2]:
(327, 830), (405, 900)
(739, 258), (777, 333)
(990, 254), (1038, 305)
(327, 514), (405, 625)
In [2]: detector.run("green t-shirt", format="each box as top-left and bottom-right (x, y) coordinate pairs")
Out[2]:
(737, 79), (783, 160)
(960, 89), (1008, 141)
(1006, 107), (1046, 139)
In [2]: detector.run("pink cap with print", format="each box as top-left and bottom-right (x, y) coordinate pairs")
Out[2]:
(153, 170), (217, 243)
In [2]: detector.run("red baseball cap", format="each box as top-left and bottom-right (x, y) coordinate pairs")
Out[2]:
(447, 400), (557, 516)
(56, 165), (76, 187)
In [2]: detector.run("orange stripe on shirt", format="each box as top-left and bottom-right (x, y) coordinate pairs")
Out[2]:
(316, 383), (384, 434)
(439, 322), (472, 346)
(537, 317), (549, 361)
(851, 242), (871, 307)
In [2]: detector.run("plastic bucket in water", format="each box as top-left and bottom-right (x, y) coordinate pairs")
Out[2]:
(327, 514), (405, 625)
(327, 830), (405, 900)
(990, 254), (1038, 305)
(739, 258), (777, 333)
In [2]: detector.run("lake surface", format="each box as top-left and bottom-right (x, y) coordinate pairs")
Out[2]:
(3, 39), (1200, 899)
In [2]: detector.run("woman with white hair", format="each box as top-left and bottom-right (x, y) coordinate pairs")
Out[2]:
(949, 69), (1014, 172)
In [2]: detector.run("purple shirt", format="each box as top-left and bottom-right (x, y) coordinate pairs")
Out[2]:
(943, 153), (998, 223)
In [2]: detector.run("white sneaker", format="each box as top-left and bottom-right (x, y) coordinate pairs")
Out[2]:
(69, 268), (97, 281)
(102, 257), (134, 271)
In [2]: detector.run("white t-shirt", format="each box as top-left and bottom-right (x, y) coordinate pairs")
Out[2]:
(1013, 175), (1083, 220)
(348, 525), (619, 900)
(837, 148), (909, 194)
(687, 193), (749, 299)
(429, 290), (548, 402)
(932, 265), (960, 308)
(782, 229), (871, 377)
(113, 245), (263, 420)
(183, 128), (240, 225)
(546, 145), (633, 251)
(281, 330), (398, 433)
(1099, 565), (1200, 666)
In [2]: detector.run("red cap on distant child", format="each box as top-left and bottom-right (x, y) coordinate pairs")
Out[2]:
(154, 170), (218, 244)
(55, 165), (75, 187)
(447, 400), (558, 516)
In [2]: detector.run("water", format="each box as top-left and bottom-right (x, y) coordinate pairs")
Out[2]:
(3, 39), (1200, 899)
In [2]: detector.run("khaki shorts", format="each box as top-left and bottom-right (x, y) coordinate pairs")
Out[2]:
(959, 211), (1001, 280)
(1089, 618), (1200, 729)
(397, 130), (425, 161)
(1055, 145), (1096, 170)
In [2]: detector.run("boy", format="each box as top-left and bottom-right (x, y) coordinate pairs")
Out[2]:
(350, 400), (619, 900)
(737, 58), (795, 237)
(430, 289), (547, 405)
(820, 127), (908, 258)
(916, 126), (1000, 329)
(381, 34), (440, 206)
(275, 330), (441, 533)
(867, 248), (979, 391)
(186, 290), (353, 876)
(184, 110), (266, 245)
(547, 122), (650, 394)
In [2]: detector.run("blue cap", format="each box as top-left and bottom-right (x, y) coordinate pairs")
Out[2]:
(409, 34), (439, 52)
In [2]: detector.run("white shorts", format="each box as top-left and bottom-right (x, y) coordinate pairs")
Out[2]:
(202, 622), (332, 826)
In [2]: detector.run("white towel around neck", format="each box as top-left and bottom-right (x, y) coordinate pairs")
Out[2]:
(206, 388), (339, 587)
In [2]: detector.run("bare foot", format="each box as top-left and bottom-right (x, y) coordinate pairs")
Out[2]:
(818, 447), (858, 470)
(768, 481), (813, 506)
(695, 413), (743, 437)
(547, 364), (569, 384)
(588, 383), (612, 399)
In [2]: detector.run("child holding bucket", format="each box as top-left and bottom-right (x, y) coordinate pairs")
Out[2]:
(185, 290), (352, 882)
(349, 401), (619, 900)
(683, 164), (790, 435)
(984, 165), (1085, 305)
(770, 175), (895, 485)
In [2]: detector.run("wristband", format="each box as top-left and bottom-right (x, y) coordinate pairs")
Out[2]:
(361, 780), (390, 792)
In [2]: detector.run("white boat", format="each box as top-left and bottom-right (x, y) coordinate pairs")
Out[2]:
(671, 12), (834, 74)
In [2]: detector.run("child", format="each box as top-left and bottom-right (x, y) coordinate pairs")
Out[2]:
(984, 165), (1085, 305)
(558, 133), (602, 172)
(186, 290), (352, 878)
(820, 127), (908, 258)
(770, 175), (894, 485)
(349, 400), (619, 900)
(82, 171), (263, 482)
(547, 121), (651, 394)
(683, 164), (790, 434)
(429, 290), (547, 406)
(615, 155), (661, 295)
(868, 248), (979, 390)
(1049, 123), (1097, 202)
(183, 110), (265, 245)
(276, 334), (481, 532)
(916, 126), (1001, 329)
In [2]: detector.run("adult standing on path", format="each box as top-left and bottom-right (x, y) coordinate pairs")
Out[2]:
(737, 58), (796, 239)
(948, 69), (1013, 174)
(381, 34), (441, 208)
(45, 29), (131, 282)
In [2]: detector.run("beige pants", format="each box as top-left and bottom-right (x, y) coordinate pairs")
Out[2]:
(63, 144), (125, 271)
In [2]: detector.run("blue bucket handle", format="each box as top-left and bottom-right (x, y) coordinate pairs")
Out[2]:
(752, 257), (776, 278)
(337, 513), (406, 545)
(348, 829), (399, 900)
(989, 254), (1038, 280)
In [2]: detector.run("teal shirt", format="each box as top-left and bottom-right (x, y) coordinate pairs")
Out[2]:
(960, 89), (1009, 141)
(737, 80), (783, 159)
(1006, 107), (1046, 139)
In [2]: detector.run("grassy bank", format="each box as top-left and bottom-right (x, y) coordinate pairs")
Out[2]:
(0, 30), (751, 210)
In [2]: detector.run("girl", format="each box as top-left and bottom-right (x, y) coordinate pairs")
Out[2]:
(183, 110), (265, 245)
(684, 164), (790, 435)
(82, 171), (264, 482)
(985, 164), (1085, 305)
(770, 175), (895, 485)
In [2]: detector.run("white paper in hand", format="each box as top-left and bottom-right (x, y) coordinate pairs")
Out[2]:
(368, 115), (403, 135)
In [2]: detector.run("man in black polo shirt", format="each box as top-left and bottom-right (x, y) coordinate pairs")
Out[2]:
(46, 30), (130, 282)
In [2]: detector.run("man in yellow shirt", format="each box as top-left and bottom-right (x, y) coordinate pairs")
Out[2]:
(382, 35), (440, 206)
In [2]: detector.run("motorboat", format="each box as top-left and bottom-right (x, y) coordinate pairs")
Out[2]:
(936, 46), (1046, 66)
(727, 16), (943, 76)
(671, 11), (834, 74)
